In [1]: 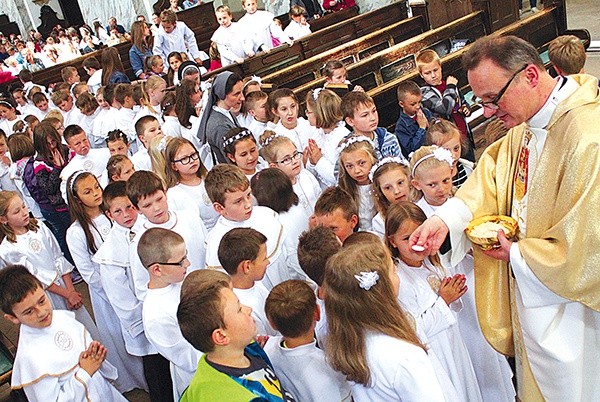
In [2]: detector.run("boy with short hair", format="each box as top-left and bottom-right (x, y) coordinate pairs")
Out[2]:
(0, 264), (126, 401)
(342, 91), (402, 159)
(127, 170), (207, 300)
(177, 269), (295, 401)
(244, 90), (272, 140)
(211, 5), (254, 67)
(92, 182), (173, 401)
(415, 49), (474, 161)
(61, 65), (81, 86)
(114, 83), (138, 151)
(548, 34), (587, 76)
(31, 91), (51, 119)
(153, 10), (208, 66)
(311, 186), (358, 243)
(218, 227), (277, 336)
(82, 56), (103, 94)
(394, 80), (432, 158)
(59, 124), (110, 200)
(18, 68), (46, 95)
(297, 225), (341, 346)
(204, 164), (300, 289)
(284, 6), (312, 40)
(139, 228), (201, 399)
(131, 115), (162, 171)
(264, 280), (351, 402)
(51, 88), (83, 126)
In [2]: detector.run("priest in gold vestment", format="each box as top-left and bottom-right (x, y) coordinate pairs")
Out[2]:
(412, 35), (600, 401)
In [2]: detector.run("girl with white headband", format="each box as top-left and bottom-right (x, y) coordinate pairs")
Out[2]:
(0, 98), (23, 136)
(369, 156), (411, 238)
(65, 171), (147, 393)
(409, 145), (455, 217)
(337, 136), (377, 231)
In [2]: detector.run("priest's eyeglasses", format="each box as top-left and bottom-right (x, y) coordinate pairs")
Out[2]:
(173, 152), (200, 165)
(277, 151), (303, 166)
(471, 64), (528, 110)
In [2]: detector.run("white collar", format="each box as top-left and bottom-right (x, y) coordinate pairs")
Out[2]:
(528, 76), (578, 130)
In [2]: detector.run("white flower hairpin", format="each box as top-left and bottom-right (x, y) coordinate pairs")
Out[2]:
(262, 133), (281, 147)
(411, 146), (454, 177)
(355, 271), (380, 290)
(312, 87), (323, 101)
(157, 136), (168, 152)
(336, 135), (374, 154)
(368, 156), (410, 182)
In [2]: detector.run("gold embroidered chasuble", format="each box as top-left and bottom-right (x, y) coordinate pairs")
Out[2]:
(454, 74), (600, 358)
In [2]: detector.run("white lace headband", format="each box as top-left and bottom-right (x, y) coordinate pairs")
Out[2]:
(69, 170), (87, 194)
(410, 146), (454, 177)
(223, 129), (253, 148)
(368, 156), (409, 182)
(336, 135), (373, 154)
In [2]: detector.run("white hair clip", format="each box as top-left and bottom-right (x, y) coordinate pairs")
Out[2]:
(411, 146), (454, 177)
(312, 87), (323, 101)
(355, 271), (380, 290)
(243, 75), (262, 90)
(336, 135), (374, 154)
(157, 136), (168, 152)
(262, 133), (281, 147)
(368, 156), (409, 182)
(223, 129), (253, 148)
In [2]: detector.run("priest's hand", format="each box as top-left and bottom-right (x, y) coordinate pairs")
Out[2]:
(409, 215), (449, 255)
(481, 230), (512, 262)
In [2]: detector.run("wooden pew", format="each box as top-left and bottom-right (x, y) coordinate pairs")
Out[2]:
(262, 15), (427, 89)
(367, 4), (588, 130)
(292, 11), (488, 107)
(204, 2), (405, 79)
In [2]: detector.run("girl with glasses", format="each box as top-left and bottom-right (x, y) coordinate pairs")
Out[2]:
(164, 137), (220, 230)
(259, 130), (321, 215)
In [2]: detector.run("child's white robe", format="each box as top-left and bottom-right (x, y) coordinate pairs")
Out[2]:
(11, 310), (127, 402)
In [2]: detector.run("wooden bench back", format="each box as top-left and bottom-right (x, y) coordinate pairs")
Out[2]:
(204, 3), (405, 79)
(263, 16), (427, 89)
(292, 11), (487, 107)
(368, 6), (579, 130)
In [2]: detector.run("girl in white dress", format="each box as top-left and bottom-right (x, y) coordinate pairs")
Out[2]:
(259, 131), (321, 216)
(409, 145), (455, 217)
(163, 137), (220, 230)
(369, 157), (411, 238)
(160, 92), (182, 138)
(337, 136), (377, 231)
(385, 202), (483, 402)
(323, 240), (444, 402)
(304, 88), (349, 187)
(65, 171), (147, 393)
(0, 99), (23, 136)
(250, 168), (310, 282)
(269, 89), (315, 152)
(0, 191), (97, 336)
(223, 127), (266, 181)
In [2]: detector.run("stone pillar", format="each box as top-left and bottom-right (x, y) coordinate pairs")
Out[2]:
(5, 0), (34, 36)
